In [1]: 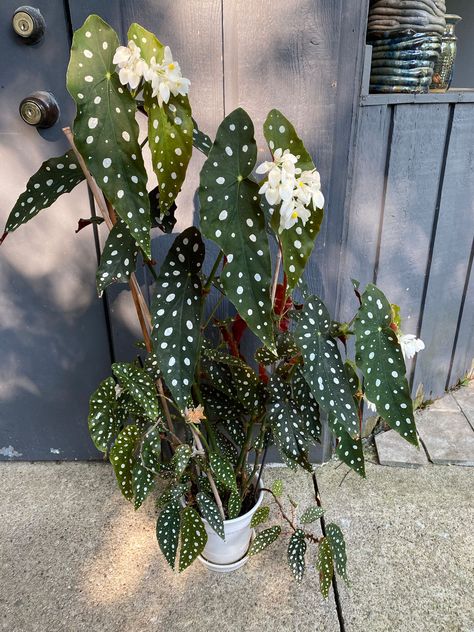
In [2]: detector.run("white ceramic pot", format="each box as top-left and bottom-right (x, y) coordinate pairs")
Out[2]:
(199, 481), (264, 572)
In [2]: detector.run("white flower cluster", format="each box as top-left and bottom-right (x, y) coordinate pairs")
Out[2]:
(399, 334), (425, 361)
(113, 41), (190, 107)
(256, 148), (324, 232)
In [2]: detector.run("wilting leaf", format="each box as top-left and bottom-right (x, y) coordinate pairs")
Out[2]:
(76, 216), (104, 233)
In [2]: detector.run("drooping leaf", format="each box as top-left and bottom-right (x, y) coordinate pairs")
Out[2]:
(292, 367), (321, 443)
(109, 424), (140, 501)
(156, 499), (181, 569)
(250, 506), (270, 528)
(355, 284), (418, 446)
(328, 414), (365, 477)
(67, 14), (151, 256)
(76, 216), (104, 233)
(129, 23), (193, 215)
(179, 507), (208, 572)
(209, 453), (237, 492)
(248, 526), (281, 556)
(151, 227), (204, 409)
(295, 296), (360, 438)
(140, 426), (162, 473)
(112, 362), (159, 420)
(88, 377), (122, 452)
(262, 109), (324, 290)
(199, 108), (275, 351)
(196, 492), (225, 540)
(317, 537), (334, 599)
(227, 490), (242, 519)
(132, 460), (155, 509)
(171, 444), (192, 480)
(96, 219), (139, 294)
(300, 506), (324, 524)
(288, 529), (307, 582)
(5, 150), (85, 235)
(193, 121), (212, 156)
(326, 523), (348, 584)
(156, 482), (188, 508)
(272, 479), (283, 497)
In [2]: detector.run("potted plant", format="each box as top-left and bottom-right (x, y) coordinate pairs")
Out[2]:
(1, 15), (425, 595)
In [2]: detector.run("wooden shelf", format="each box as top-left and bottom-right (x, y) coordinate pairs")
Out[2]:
(361, 89), (474, 106)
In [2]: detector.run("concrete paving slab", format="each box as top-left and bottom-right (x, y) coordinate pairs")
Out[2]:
(0, 463), (339, 632)
(375, 429), (429, 468)
(453, 382), (474, 431)
(416, 410), (474, 466)
(425, 393), (461, 413)
(316, 462), (474, 632)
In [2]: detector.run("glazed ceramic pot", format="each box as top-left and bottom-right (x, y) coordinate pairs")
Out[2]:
(430, 14), (462, 92)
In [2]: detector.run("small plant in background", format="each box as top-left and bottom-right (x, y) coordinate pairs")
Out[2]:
(1, 15), (425, 595)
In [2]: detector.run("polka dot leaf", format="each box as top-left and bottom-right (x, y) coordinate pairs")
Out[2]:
(317, 537), (334, 599)
(151, 227), (205, 409)
(295, 296), (360, 439)
(88, 377), (122, 452)
(112, 362), (159, 421)
(109, 424), (140, 501)
(215, 431), (239, 464)
(156, 499), (181, 570)
(5, 151), (85, 234)
(156, 483), (188, 509)
(132, 461), (155, 510)
(196, 492), (225, 540)
(292, 367), (322, 443)
(201, 356), (242, 405)
(227, 490), (242, 519)
(248, 526), (281, 557)
(250, 506), (270, 528)
(272, 479), (283, 498)
(262, 109), (324, 290)
(300, 506), (324, 524)
(326, 523), (349, 584)
(179, 507), (208, 572)
(143, 352), (162, 382)
(192, 122), (212, 157)
(67, 14), (151, 257)
(354, 284), (418, 446)
(128, 23), (193, 215)
(287, 529), (307, 582)
(209, 452), (238, 492)
(328, 414), (365, 477)
(140, 426), (162, 474)
(96, 219), (139, 295)
(198, 108), (275, 352)
(171, 444), (192, 480)
(201, 383), (246, 447)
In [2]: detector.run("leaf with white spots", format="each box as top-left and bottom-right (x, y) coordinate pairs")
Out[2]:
(193, 122), (212, 156)
(157, 483), (188, 509)
(148, 185), (177, 233)
(209, 453), (237, 492)
(267, 375), (312, 472)
(227, 490), (242, 519)
(96, 219), (139, 294)
(248, 526), (281, 557)
(300, 506), (324, 524)
(201, 356), (241, 404)
(67, 15), (151, 257)
(355, 284), (418, 446)
(196, 492), (225, 540)
(112, 362), (159, 421)
(140, 426), (162, 474)
(250, 506), (270, 528)
(179, 507), (207, 572)
(201, 384), (246, 446)
(156, 499), (181, 570)
(132, 461), (155, 509)
(288, 529), (307, 582)
(317, 537), (334, 599)
(199, 108), (275, 351)
(262, 109), (324, 290)
(88, 377), (122, 452)
(328, 414), (365, 477)
(143, 352), (162, 382)
(4, 151), (85, 234)
(272, 479), (283, 497)
(215, 431), (239, 464)
(129, 23), (193, 215)
(326, 523), (348, 584)
(292, 367), (322, 443)
(109, 424), (139, 501)
(295, 296), (360, 439)
(151, 227), (204, 409)
(171, 444), (192, 480)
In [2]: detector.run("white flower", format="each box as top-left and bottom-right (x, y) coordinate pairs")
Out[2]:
(113, 41), (148, 90)
(294, 169), (325, 209)
(279, 198), (311, 231)
(256, 148), (299, 207)
(145, 46), (190, 107)
(365, 397), (377, 413)
(114, 383), (123, 399)
(400, 334), (425, 361)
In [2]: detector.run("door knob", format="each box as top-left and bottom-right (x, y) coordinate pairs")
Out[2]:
(12, 6), (45, 44)
(19, 91), (59, 128)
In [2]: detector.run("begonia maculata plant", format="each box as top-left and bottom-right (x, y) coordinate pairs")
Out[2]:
(2, 15), (425, 595)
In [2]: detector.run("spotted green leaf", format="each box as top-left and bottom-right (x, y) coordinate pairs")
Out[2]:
(295, 296), (359, 439)
(156, 499), (181, 570)
(355, 284), (418, 446)
(300, 506), (324, 524)
(202, 349), (260, 412)
(201, 383), (245, 446)
(193, 122), (212, 156)
(196, 492), (225, 540)
(288, 529), (307, 582)
(262, 109), (324, 290)
(143, 352), (162, 382)
(67, 15), (151, 256)
(317, 537), (334, 599)
(199, 108), (275, 351)
(5, 151), (85, 234)
(172, 444), (192, 480)
(151, 227), (204, 409)
(112, 362), (159, 421)
(128, 23), (192, 214)
(326, 523), (348, 583)
(292, 367), (321, 443)
(214, 431), (238, 463)
(132, 461), (155, 509)
(141, 426), (162, 474)
(201, 357), (241, 404)
(250, 506), (270, 528)
(109, 424), (139, 501)
(88, 377), (121, 452)
(179, 507), (207, 572)
(156, 483), (187, 509)
(227, 490), (242, 519)
(272, 479), (283, 497)
(248, 526), (281, 557)
(328, 414), (365, 477)
(209, 453), (237, 492)
(96, 219), (139, 294)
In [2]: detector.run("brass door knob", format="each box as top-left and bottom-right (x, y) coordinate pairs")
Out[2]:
(19, 92), (59, 128)
(12, 6), (45, 44)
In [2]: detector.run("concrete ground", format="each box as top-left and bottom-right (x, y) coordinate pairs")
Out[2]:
(1, 459), (473, 632)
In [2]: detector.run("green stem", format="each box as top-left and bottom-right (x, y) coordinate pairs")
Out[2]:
(203, 294), (225, 329)
(204, 251), (224, 291)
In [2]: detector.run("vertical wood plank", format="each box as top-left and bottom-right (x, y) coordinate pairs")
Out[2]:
(449, 245), (474, 386)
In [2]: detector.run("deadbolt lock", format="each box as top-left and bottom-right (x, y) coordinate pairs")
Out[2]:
(12, 6), (45, 44)
(19, 92), (59, 128)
